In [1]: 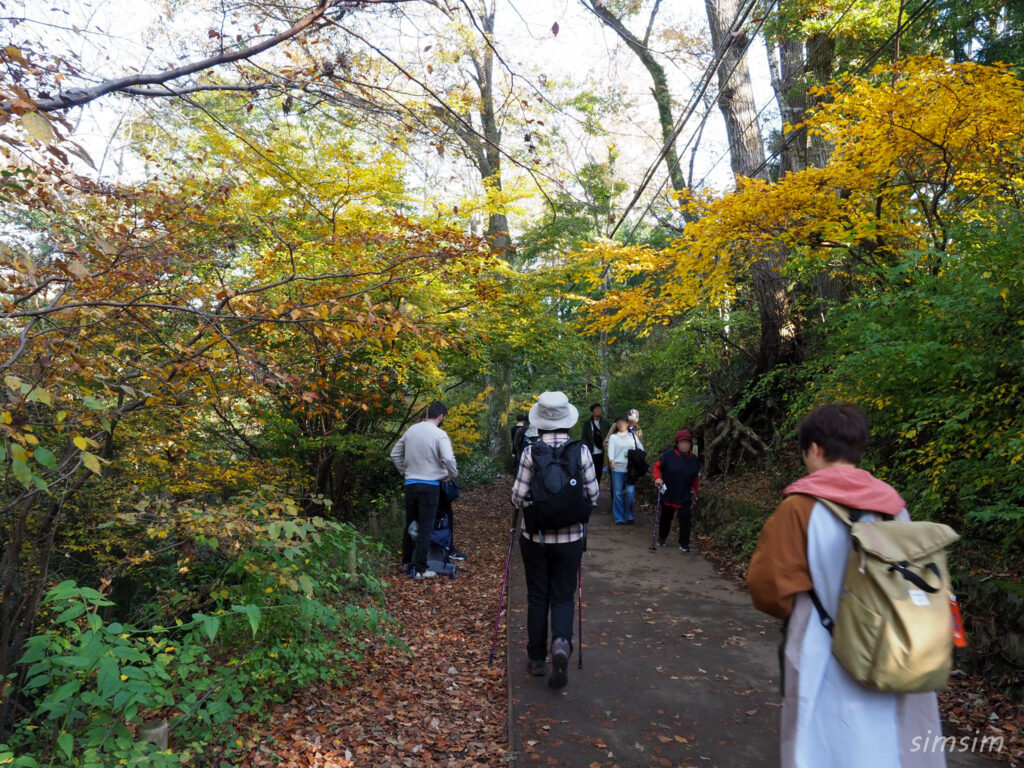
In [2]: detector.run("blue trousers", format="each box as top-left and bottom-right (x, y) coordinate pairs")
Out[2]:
(611, 471), (635, 523)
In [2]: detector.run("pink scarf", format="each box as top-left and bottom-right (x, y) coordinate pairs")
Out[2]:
(784, 465), (906, 516)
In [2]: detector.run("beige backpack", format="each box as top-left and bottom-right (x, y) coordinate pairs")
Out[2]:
(809, 497), (960, 693)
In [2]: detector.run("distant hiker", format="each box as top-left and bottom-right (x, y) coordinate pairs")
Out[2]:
(390, 401), (459, 579)
(607, 415), (642, 525)
(510, 413), (527, 465)
(580, 403), (610, 484)
(653, 429), (700, 553)
(747, 403), (946, 768)
(626, 408), (644, 441)
(511, 391), (599, 689)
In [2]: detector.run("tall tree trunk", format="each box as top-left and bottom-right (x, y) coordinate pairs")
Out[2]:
(704, 0), (767, 181)
(471, 0), (513, 464)
(582, 1), (687, 193)
(805, 32), (835, 169)
(703, 0), (796, 372)
(768, 35), (808, 176)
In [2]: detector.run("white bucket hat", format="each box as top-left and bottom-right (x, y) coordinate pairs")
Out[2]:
(528, 391), (579, 431)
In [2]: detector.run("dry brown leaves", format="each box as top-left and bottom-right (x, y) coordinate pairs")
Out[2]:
(235, 480), (515, 768)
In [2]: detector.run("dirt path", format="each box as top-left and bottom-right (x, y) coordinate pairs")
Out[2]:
(230, 478), (998, 767)
(238, 482), (512, 768)
(507, 485), (997, 768)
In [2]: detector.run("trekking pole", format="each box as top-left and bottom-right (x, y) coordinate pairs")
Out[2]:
(489, 504), (520, 668)
(577, 559), (584, 670)
(649, 486), (663, 551)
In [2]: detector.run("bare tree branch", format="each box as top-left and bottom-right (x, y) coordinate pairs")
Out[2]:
(11, 0), (337, 113)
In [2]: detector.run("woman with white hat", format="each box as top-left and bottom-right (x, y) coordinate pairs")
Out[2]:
(511, 391), (600, 689)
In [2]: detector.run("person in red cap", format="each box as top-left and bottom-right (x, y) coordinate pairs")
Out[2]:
(652, 429), (701, 552)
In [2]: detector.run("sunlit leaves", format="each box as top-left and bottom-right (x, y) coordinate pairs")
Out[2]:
(578, 57), (1024, 336)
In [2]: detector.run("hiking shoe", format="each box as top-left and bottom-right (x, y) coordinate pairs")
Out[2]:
(657, 539), (666, 547)
(414, 569), (438, 579)
(626, 519), (635, 525)
(449, 550), (468, 562)
(549, 638), (570, 690)
(679, 546), (691, 553)
(527, 658), (547, 676)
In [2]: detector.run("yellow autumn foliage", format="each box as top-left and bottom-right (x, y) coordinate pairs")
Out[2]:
(580, 56), (1024, 333)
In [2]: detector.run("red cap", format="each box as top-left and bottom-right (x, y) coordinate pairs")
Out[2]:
(675, 429), (693, 443)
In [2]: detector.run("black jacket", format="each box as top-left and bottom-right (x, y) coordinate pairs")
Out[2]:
(654, 448), (700, 508)
(580, 417), (610, 454)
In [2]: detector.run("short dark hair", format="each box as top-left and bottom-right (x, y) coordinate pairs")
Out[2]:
(798, 403), (870, 465)
(614, 413), (627, 422)
(590, 403), (602, 413)
(516, 413), (527, 422)
(426, 401), (448, 419)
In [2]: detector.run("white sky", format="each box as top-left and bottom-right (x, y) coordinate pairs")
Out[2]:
(12, 0), (780, 228)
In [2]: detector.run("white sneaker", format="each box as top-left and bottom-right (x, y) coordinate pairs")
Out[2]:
(414, 569), (437, 579)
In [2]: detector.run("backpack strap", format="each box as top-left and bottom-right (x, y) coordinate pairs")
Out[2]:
(813, 497), (856, 526)
(813, 496), (889, 525)
(808, 589), (835, 635)
(807, 497), (853, 634)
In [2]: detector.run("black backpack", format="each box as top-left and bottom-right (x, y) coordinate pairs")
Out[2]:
(625, 433), (648, 484)
(523, 440), (593, 534)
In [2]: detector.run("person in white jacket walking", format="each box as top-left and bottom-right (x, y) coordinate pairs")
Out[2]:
(748, 403), (946, 768)
(607, 414), (642, 524)
(390, 401), (459, 579)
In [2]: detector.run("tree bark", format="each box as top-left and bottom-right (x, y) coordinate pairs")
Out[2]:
(769, 35), (809, 176)
(468, 0), (513, 462)
(703, 0), (767, 181)
(805, 32), (836, 169)
(703, 0), (797, 372)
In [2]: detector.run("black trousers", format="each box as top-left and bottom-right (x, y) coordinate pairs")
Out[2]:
(658, 502), (692, 547)
(519, 535), (583, 662)
(590, 450), (605, 483)
(402, 483), (439, 573)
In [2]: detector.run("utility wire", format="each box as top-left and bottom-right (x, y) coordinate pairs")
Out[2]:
(688, 0), (863, 192)
(615, 0), (781, 246)
(598, 0), (765, 238)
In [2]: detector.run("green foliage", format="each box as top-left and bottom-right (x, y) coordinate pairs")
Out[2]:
(925, 0), (1024, 70)
(603, 306), (762, 451)
(455, 450), (505, 490)
(789, 209), (1024, 549)
(0, 503), (390, 766)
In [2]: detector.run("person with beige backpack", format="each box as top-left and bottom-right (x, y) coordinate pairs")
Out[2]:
(748, 403), (961, 768)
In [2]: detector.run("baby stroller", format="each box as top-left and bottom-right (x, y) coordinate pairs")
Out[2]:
(406, 510), (457, 579)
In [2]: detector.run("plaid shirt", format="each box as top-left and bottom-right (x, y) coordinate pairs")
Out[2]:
(512, 432), (599, 543)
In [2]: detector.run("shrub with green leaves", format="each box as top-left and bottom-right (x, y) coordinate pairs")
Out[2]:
(790, 210), (1024, 555)
(0, 496), (391, 767)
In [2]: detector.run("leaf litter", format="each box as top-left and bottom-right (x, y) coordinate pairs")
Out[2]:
(236, 481), (515, 767)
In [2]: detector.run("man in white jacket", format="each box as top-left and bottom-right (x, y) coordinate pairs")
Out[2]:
(390, 401), (459, 579)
